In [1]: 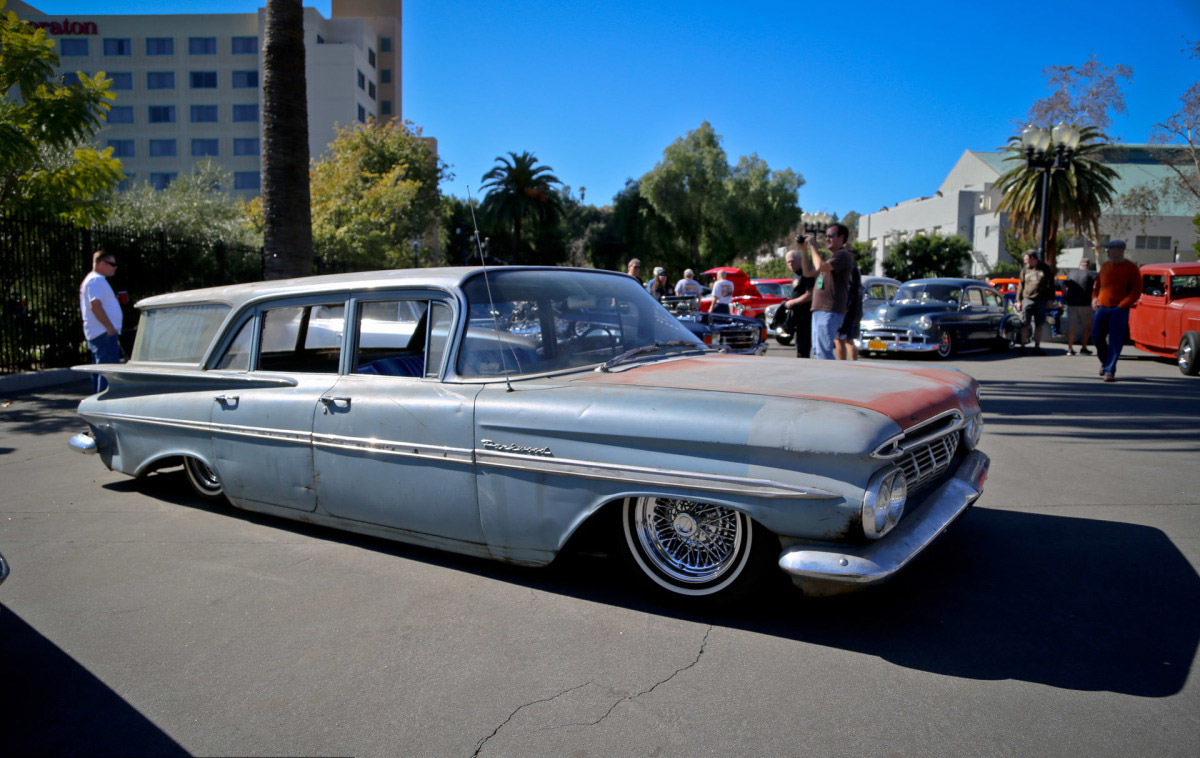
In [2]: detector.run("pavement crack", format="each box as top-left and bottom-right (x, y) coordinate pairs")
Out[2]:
(472, 681), (594, 757)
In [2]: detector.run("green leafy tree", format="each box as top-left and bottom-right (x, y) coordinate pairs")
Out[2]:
(479, 151), (564, 264)
(106, 161), (260, 246)
(261, 0), (313, 279)
(883, 234), (973, 281)
(850, 241), (875, 273)
(994, 125), (1118, 269)
(0, 1), (121, 223)
(278, 120), (448, 270)
(640, 122), (802, 273)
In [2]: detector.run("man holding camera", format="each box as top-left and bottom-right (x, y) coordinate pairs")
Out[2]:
(799, 224), (854, 360)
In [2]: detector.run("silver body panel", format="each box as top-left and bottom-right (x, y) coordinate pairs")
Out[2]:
(72, 267), (988, 591)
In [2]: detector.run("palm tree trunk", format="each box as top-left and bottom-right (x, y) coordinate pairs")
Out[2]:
(261, 0), (313, 280)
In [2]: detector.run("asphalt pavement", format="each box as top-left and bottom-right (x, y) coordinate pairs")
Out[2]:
(1, 344), (1198, 757)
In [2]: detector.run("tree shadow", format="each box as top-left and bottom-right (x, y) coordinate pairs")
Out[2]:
(0, 607), (189, 756)
(125, 471), (1200, 698)
(0, 389), (89, 437)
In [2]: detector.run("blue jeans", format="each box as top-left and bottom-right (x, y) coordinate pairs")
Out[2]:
(87, 333), (121, 393)
(1090, 306), (1128, 377)
(811, 311), (844, 360)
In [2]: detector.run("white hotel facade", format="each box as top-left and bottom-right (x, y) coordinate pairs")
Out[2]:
(9, 0), (403, 195)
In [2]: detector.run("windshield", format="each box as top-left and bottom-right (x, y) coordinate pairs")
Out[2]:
(458, 269), (704, 378)
(894, 283), (963, 306)
(753, 281), (793, 298)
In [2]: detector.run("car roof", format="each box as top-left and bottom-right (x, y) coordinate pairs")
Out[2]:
(134, 266), (631, 311)
(862, 276), (901, 286)
(1141, 262), (1200, 275)
(902, 278), (992, 287)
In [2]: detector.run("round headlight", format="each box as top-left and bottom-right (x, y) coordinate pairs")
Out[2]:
(863, 467), (908, 539)
(733, 303), (745, 315)
(916, 316), (933, 331)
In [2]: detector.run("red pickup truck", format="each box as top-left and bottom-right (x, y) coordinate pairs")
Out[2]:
(1129, 262), (1200, 376)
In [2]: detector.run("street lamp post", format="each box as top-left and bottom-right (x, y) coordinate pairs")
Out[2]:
(1021, 122), (1081, 263)
(800, 211), (834, 239)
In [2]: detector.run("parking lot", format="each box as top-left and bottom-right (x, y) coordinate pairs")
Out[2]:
(2, 346), (1198, 757)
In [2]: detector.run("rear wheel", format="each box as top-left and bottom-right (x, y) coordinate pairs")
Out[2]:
(1180, 332), (1200, 376)
(183, 457), (226, 501)
(622, 496), (770, 601)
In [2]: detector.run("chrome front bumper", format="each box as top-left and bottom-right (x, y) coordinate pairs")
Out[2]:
(69, 432), (98, 455)
(778, 450), (989, 596)
(858, 329), (938, 353)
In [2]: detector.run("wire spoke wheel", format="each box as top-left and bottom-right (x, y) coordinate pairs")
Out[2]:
(623, 496), (757, 597)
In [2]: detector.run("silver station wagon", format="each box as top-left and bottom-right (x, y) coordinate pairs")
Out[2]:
(70, 267), (989, 602)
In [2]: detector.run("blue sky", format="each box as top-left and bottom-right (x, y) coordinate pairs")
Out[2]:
(25, 0), (1200, 217)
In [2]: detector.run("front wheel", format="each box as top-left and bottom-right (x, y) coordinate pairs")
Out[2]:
(622, 496), (770, 601)
(936, 330), (957, 359)
(183, 456), (226, 501)
(1180, 332), (1200, 376)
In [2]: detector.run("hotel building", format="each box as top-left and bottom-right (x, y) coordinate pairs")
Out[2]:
(9, 0), (403, 195)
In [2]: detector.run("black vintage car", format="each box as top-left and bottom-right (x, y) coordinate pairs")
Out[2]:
(660, 295), (768, 354)
(858, 278), (1018, 359)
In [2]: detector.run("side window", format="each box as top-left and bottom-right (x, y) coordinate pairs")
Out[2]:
(967, 288), (985, 306)
(1142, 275), (1165, 298)
(257, 302), (345, 373)
(1170, 275), (1200, 300)
(867, 284), (885, 300)
(983, 290), (1003, 308)
(426, 302), (453, 377)
(352, 299), (438, 378)
(216, 318), (254, 370)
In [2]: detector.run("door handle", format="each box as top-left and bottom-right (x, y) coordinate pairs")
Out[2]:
(320, 396), (351, 412)
(213, 394), (239, 405)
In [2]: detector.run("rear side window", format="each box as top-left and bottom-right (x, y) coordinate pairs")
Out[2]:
(1170, 275), (1200, 300)
(351, 299), (453, 379)
(131, 304), (230, 363)
(258, 303), (345, 373)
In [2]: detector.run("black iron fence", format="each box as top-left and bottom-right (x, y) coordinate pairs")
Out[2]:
(1, 213), (263, 375)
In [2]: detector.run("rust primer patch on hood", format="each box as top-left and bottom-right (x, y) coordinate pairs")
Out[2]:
(580, 356), (979, 427)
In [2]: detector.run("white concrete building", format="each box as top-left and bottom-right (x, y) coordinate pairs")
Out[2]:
(857, 145), (1198, 276)
(9, 0), (403, 195)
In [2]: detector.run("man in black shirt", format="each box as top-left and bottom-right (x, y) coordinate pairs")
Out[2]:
(782, 249), (815, 358)
(1063, 258), (1097, 355)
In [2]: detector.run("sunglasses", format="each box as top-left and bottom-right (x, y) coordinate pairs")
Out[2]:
(102, 259), (118, 266)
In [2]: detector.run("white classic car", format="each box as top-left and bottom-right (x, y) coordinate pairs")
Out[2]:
(70, 267), (988, 602)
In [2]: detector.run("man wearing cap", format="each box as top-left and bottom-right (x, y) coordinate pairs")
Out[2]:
(1015, 250), (1055, 355)
(648, 267), (671, 301)
(1091, 239), (1141, 382)
(675, 269), (702, 297)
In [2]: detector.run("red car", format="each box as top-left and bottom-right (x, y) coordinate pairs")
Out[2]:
(698, 267), (786, 321)
(1130, 261), (1200, 375)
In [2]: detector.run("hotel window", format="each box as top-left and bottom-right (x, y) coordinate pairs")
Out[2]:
(231, 36), (258, 54)
(380, 37), (391, 52)
(190, 71), (217, 89)
(368, 48), (376, 67)
(234, 172), (261, 190)
(60, 39), (88, 56)
(357, 104), (366, 123)
(232, 104), (258, 122)
(146, 37), (174, 55)
(368, 82), (375, 100)
(149, 139), (177, 157)
(147, 71), (175, 89)
(381, 100), (392, 116)
(191, 105), (218, 123)
(233, 138), (260, 156)
(107, 140), (135, 158)
(149, 173), (177, 190)
(103, 38), (132, 56)
(191, 139), (219, 157)
(380, 69), (391, 84)
(109, 72), (133, 90)
(189, 37), (217, 55)
(1136, 235), (1172, 250)
(357, 70), (365, 90)
(62, 72), (84, 86)
(148, 105), (176, 123)
(232, 70), (258, 88)
(107, 106), (134, 124)
(118, 175), (135, 191)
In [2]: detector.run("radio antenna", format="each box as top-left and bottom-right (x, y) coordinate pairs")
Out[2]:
(465, 185), (514, 392)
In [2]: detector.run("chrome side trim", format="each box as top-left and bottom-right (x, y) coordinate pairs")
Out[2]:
(312, 433), (474, 464)
(475, 449), (839, 500)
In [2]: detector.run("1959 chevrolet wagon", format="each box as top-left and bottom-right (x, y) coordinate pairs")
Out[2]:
(70, 267), (989, 602)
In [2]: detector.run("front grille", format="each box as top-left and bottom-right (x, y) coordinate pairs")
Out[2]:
(897, 432), (959, 493)
(714, 327), (759, 349)
(861, 327), (933, 345)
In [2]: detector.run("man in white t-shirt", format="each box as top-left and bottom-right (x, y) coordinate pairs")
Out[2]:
(79, 250), (123, 392)
(674, 269), (702, 297)
(711, 270), (735, 315)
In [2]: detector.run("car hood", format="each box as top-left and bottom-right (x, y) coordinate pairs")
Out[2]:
(578, 355), (979, 428)
(871, 302), (954, 322)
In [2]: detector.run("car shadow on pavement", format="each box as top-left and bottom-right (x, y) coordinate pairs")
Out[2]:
(0, 607), (189, 757)
(123, 471), (1199, 700)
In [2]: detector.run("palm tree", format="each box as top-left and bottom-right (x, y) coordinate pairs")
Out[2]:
(479, 151), (563, 262)
(995, 125), (1118, 270)
(261, 0), (313, 279)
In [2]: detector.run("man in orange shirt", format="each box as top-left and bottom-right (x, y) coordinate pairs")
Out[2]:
(1091, 240), (1141, 382)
